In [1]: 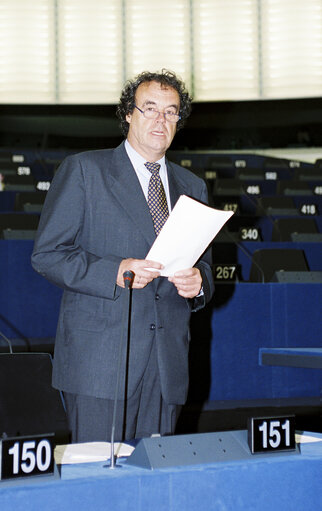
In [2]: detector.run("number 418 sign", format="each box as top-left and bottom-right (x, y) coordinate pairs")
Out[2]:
(248, 416), (296, 454)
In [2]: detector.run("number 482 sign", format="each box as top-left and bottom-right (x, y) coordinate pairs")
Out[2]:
(248, 416), (296, 454)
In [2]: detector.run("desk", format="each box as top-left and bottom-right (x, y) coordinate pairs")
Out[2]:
(0, 434), (321, 511)
(260, 348), (322, 370)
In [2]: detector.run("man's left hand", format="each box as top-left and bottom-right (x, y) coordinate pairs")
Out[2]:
(168, 267), (202, 299)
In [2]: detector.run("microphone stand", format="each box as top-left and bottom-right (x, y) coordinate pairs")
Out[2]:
(109, 270), (134, 469)
(0, 330), (13, 354)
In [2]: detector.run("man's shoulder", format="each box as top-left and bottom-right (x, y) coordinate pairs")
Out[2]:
(65, 144), (124, 165)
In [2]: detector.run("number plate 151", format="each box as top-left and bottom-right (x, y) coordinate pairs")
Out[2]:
(248, 416), (296, 454)
(1, 434), (55, 480)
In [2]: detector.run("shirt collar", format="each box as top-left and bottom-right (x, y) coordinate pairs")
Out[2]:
(125, 139), (166, 173)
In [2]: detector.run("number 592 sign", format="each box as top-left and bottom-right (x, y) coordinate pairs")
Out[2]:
(248, 416), (296, 454)
(1, 434), (55, 481)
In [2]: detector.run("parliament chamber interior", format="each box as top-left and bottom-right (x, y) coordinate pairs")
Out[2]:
(1, 101), (322, 511)
(1, 8), (322, 502)
(0, 136), (321, 431)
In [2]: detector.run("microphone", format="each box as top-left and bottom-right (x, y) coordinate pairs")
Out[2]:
(123, 270), (134, 288)
(242, 190), (283, 242)
(109, 270), (134, 469)
(224, 229), (265, 283)
(0, 330), (13, 354)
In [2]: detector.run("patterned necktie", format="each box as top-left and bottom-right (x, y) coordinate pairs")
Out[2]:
(145, 162), (169, 235)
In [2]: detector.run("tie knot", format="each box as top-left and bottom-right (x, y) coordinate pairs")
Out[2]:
(144, 162), (161, 175)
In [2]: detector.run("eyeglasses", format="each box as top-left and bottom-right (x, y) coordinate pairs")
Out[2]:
(134, 105), (181, 123)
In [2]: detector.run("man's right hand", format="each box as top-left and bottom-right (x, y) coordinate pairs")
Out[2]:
(116, 258), (163, 289)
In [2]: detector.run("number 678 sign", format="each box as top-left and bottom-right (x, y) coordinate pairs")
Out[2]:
(248, 416), (296, 454)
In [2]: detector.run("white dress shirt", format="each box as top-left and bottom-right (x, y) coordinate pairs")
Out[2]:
(125, 140), (204, 295)
(125, 139), (171, 211)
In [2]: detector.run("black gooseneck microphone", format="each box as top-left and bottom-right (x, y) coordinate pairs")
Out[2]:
(243, 189), (283, 242)
(0, 330), (13, 354)
(241, 191), (284, 281)
(225, 229), (265, 283)
(109, 270), (134, 469)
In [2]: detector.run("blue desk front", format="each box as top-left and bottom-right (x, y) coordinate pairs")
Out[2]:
(0, 435), (321, 511)
(0, 240), (321, 402)
(260, 347), (322, 369)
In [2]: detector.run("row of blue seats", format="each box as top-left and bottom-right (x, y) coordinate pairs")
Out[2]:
(168, 150), (321, 173)
(1, 148), (321, 203)
(0, 213), (322, 243)
(1, 150), (321, 251)
(211, 194), (322, 216)
(1, 148), (321, 183)
(1, 176), (321, 201)
(212, 241), (322, 282)
(0, 190), (322, 220)
(1, 193), (322, 241)
(1, 184), (322, 214)
(1, 169), (321, 194)
(210, 178), (322, 197)
(1, 177), (320, 202)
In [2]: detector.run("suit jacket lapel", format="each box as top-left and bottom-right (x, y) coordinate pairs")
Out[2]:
(104, 143), (156, 247)
(166, 159), (190, 209)
(103, 144), (190, 248)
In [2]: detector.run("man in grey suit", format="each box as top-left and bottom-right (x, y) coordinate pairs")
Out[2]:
(32, 70), (214, 443)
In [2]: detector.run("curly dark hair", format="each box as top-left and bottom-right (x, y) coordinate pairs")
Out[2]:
(116, 69), (192, 137)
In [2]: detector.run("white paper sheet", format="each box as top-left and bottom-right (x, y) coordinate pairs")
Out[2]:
(146, 195), (234, 276)
(54, 442), (134, 465)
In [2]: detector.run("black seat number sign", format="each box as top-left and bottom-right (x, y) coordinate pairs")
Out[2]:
(248, 416), (296, 454)
(300, 203), (318, 216)
(239, 227), (260, 241)
(213, 264), (238, 282)
(1, 434), (55, 480)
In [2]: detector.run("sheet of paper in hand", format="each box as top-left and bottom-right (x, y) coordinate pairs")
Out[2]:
(146, 195), (234, 276)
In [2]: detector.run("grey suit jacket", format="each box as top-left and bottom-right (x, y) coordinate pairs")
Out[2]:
(31, 142), (214, 405)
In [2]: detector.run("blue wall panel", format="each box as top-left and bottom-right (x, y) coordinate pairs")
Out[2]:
(208, 283), (322, 400)
(0, 240), (61, 344)
(0, 240), (321, 401)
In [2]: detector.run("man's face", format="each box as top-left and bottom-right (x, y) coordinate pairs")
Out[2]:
(126, 80), (180, 162)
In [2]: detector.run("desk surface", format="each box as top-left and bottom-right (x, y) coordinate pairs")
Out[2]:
(260, 347), (322, 369)
(0, 433), (322, 511)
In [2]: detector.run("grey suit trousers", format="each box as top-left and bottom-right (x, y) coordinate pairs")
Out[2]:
(64, 340), (180, 443)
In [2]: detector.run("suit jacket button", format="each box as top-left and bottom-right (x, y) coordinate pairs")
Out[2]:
(150, 324), (156, 331)
(155, 294), (160, 300)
